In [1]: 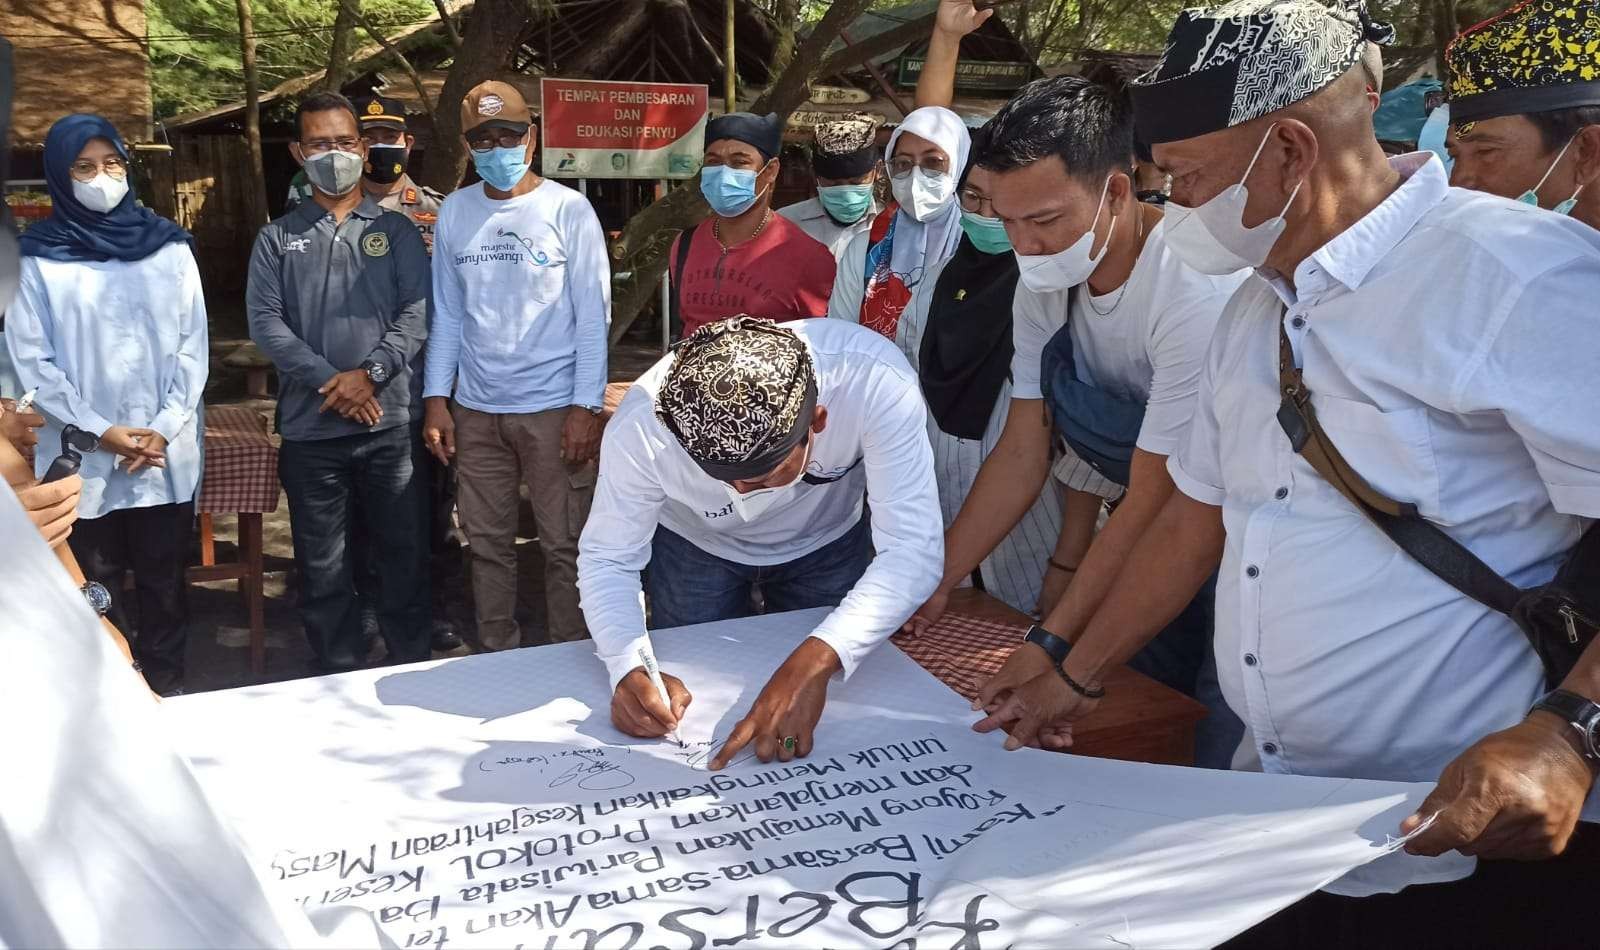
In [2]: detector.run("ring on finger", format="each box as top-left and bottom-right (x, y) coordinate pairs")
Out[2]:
(782, 735), (798, 752)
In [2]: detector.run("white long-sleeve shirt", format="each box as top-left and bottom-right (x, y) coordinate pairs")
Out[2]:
(6, 243), (208, 518)
(423, 180), (610, 413)
(577, 319), (944, 690)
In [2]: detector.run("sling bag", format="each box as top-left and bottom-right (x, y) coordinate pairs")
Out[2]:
(1038, 288), (1146, 487)
(1276, 313), (1600, 690)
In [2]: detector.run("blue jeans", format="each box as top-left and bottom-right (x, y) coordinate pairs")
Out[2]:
(646, 517), (873, 629)
(279, 424), (431, 668)
(1124, 574), (1244, 769)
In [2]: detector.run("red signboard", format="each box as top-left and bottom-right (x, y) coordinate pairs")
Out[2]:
(540, 78), (709, 179)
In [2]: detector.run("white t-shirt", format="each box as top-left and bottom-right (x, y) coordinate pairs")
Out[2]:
(424, 179), (611, 414)
(577, 319), (944, 690)
(1010, 224), (1247, 458)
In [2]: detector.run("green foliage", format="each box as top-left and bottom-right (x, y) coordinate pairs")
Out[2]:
(148, 0), (437, 119)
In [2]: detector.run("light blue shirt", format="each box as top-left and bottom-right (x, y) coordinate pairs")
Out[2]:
(6, 243), (208, 518)
(424, 180), (610, 413)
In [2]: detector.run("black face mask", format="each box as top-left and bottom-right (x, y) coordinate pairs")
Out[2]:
(364, 143), (408, 184)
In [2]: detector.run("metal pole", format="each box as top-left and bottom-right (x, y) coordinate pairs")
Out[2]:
(578, 177), (587, 197)
(659, 179), (672, 353)
(724, 0), (737, 112)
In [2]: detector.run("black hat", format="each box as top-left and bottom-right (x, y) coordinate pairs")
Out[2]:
(1130, 0), (1393, 146)
(705, 112), (784, 163)
(355, 95), (409, 132)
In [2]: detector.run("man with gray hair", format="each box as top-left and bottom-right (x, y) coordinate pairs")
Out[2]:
(577, 317), (942, 771)
(972, 0), (1600, 936)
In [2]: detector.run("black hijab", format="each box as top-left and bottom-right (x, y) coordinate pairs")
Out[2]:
(917, 124), (1019, 440)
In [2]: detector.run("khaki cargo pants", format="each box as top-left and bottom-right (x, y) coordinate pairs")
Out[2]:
(453, 405), (595, 650)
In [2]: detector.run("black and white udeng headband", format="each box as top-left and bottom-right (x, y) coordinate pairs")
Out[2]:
(657, 317), (818, 482)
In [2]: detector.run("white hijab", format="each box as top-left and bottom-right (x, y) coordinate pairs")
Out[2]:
(884, 106), (970, 287)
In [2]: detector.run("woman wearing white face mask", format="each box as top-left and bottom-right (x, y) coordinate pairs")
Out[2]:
(6, 114), (207, 696)
(827, 106), (971, 341)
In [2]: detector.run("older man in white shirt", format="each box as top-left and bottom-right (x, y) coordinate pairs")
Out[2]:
(578, 317), (942, 771)
(971, 0), (1600, 941)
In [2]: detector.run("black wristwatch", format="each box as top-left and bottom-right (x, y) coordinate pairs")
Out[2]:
(362, 358), (389, 386)
(1531, 689), (1600, 767)
(1023, 623), (1072, 665)
(80, 580), (112, 617)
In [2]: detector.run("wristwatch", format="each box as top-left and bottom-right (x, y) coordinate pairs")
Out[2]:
(1530, 689), (1600, 767)
(576, 404), (602, 415)
(80, 580), (112, 617)
(361, 359), (389, 385)
(1023, 623), (1072, 665)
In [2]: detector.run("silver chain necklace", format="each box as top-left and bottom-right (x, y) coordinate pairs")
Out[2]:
(1084, 204), (1146, 316)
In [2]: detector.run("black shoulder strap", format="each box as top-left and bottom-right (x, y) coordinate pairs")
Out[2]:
(669, 224), (694, 342)
(1275, 311), (1523, 615)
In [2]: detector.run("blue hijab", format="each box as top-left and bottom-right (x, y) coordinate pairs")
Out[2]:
(19, 114), (191, 263)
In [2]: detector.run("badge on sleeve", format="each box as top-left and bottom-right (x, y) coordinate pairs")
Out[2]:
(362, 231), (391, 257)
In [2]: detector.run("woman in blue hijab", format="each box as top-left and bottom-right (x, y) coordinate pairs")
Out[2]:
(6, 113), (208, 696)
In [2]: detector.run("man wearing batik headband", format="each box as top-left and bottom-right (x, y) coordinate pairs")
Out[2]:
(577, 317), (942, 770)
(1445, 0), (1600, 230)
(967, 0), (1600, 933)
(778, 113), (885, 261)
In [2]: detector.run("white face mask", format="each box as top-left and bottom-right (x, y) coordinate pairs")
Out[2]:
(1014, 176), (1116, 293)
(891, 167), (956, 222)
(722, 440), (811, 521)
(1163, 124), (1304, 276)
(72, 173), (129, 214)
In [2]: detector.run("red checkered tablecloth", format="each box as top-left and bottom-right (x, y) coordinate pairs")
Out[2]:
(892, 612), (1028, 702)
(198, 405), (280, 514)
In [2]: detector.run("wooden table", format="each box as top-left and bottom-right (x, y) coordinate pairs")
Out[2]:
(893, 588), (1207, 766)
(187, 405), (280, 675)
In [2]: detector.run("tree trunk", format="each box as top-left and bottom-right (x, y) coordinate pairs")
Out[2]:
(770, 0), (801, 76)
(608, 0), (880, 343)
(1431, 0), (1458, 75)
(322, 0), (359, 92)
(413, 0), (530, 192)
(235, 0), (268, 226)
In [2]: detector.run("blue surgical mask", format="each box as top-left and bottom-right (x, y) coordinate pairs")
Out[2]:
(473, 145), (531, 192)
(1518, 137), (1583, 215)
(960, 209), (1012, 254)
(817, 183), (874, 224)
(700, 163), (768, 217)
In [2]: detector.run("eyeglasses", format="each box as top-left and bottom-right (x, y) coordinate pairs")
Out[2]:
(889, 155), (950, 180)
(302, 137), (361, 153)
(466, 129), (527, 152)
(69, 156), (128, 182)
(958, 187), (993, 215)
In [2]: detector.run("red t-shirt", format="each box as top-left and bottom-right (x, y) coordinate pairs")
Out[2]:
(671, 213), (836, 338)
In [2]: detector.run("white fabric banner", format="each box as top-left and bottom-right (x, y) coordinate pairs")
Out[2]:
(0, 485), (388, 949)
(166, 609), (1440, 949)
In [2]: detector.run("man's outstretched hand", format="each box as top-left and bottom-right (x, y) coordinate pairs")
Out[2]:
(1402, 712), (1595, 861)
(710, 638), (840, 770)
